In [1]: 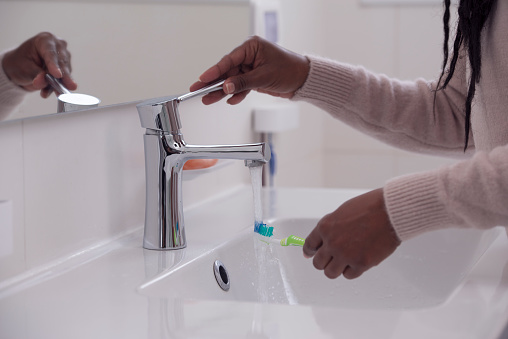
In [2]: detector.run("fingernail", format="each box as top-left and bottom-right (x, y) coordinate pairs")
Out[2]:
(225, 82), (235, 94)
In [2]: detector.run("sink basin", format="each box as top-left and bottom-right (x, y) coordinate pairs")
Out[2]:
(138, 217), (499, 310)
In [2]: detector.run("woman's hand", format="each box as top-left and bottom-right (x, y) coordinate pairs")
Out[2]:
(303, 188), (401, 279)
(2, 32), (77, 98)
(190, 35), (310, 105)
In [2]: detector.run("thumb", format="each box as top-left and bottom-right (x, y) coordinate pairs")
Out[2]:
(223, 75), (246, 95)
(223, 68), (270, 95)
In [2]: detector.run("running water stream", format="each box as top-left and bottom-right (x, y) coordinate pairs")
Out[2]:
(249, 165), (264, 231)
(248, 164), (297, 304)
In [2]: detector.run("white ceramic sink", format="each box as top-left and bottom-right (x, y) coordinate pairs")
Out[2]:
(139, 217), (499, 310)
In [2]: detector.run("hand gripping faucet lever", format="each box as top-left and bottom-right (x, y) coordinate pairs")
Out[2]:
(137, 82), (271, 250)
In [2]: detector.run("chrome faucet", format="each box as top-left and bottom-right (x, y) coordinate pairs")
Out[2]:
(137, 81), (270, 250)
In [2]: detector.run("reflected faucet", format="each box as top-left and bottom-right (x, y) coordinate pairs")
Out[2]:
(137, 81), (270, 250)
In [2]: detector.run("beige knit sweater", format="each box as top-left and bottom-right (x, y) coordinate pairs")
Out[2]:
(294, 0), (508, 241)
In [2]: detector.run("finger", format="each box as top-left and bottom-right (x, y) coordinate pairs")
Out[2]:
(303, 227), (323, 258)
(226, 90), (250, 105)
(223, 67), (271, 95)
(189, 80), (207, 92)
(57, 53), (77, 91)
(199, 64), (224, 84)
(37, 39), (62, 79)
(324, 258), (347, 279)
(201, 90), (228, 105)
(31, 72), (48, 90)
(198, 56), (236, 84)
(60, 74), (77, 91)
(40, 86), (54, 99)
(303, 245), (319, 259)
(312, 249), (332, 270)
(343, 266), (364, 280)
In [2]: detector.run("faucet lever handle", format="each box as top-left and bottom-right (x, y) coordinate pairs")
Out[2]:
(177, 80), (225, 102)
(137, 80), (225, 133)
(45, 74), (71, 95)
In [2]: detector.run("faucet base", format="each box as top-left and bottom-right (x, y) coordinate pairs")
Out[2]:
(143, 244), (187, 251)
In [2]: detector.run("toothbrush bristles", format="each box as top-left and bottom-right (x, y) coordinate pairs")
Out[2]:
(254, 222), (274, 237)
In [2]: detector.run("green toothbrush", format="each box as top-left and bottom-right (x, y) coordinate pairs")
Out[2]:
(254, 223), (306, 247)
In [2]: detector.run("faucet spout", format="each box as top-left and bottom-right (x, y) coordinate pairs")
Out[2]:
(137, 82), (270, 250)
(183, 143), (270, 163)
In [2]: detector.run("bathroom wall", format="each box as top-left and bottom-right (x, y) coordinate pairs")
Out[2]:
(319, 1), (459, 189)
(261, 0), (328, 188)
(272, 0), (459, 189)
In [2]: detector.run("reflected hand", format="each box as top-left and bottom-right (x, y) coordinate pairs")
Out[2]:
(190, 35), (310, 105)
(1, 32), (77, 98)
(303, 188), (401, 280)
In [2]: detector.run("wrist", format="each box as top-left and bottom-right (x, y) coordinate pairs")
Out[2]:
(291, 55), (310, 97)
(1, 51), (31, 91)
(1, 51), (15, 83)
(298, 55), (311, 88)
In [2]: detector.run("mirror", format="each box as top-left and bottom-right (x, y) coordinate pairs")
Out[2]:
(0, 0), (249, 122)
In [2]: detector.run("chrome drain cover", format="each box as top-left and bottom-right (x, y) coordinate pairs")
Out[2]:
(213, 260), (230, 292)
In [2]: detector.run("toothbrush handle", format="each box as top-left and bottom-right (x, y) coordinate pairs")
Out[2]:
(282, 235), (306, 247)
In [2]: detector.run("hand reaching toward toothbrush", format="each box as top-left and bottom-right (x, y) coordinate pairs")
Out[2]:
(189, 35), (310, 105)
(2, 32), (77, 98)
(303, 188), (401, 280)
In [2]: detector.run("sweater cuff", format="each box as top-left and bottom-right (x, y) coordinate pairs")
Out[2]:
(292, 55), (354, 109)
(384, 171), (454, 241)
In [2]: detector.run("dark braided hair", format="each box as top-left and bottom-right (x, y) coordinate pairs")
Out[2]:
(436, 0), (496, 150)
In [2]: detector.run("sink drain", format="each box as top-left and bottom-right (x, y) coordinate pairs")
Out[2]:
(213, 260), (230, 292)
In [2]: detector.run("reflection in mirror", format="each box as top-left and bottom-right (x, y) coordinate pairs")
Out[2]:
(0, 0), (249, 122)
(45, 74), (101, 113)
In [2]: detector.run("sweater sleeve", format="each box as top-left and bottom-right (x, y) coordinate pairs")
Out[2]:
(292, 55), (508, 240)
(385, 144), (508, 240)
(0, 51), (27, 121)
(293, 55), (474, 157)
